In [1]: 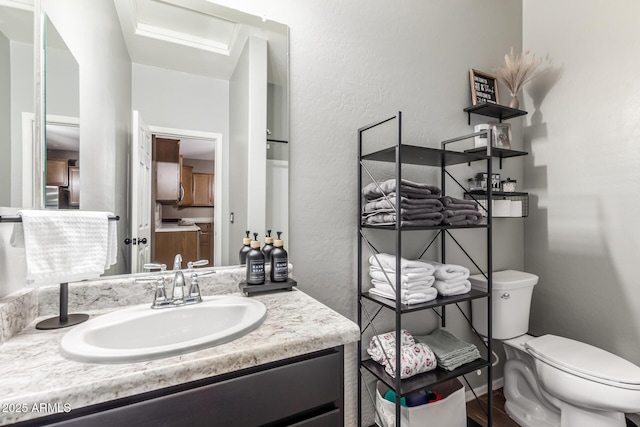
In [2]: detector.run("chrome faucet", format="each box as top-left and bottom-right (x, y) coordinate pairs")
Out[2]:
(173, 254), (183, 270)
(172, 270), (186, 302)
(139, 259), (214, 309)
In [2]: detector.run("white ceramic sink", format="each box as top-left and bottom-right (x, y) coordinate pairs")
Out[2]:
(60, 296), (267, 363)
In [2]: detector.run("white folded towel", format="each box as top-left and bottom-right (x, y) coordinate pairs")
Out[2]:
(420, 260), (470, 281)
(369, 268), (435, 288)
(369, 286), (438, 305)
(15, 210), (116, 286)
(372, 281), (433, 295)
(368, 253), (436, 275)
(433, 279), (471, 296)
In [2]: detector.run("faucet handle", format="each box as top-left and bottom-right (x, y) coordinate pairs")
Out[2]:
(187, 259), (209, 269)
(185, 271), (213, 304)
(136, 276), (170, 309)
(144, 263), (167, 272)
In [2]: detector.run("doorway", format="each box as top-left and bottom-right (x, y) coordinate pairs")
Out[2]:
(148, 126), (223, 269)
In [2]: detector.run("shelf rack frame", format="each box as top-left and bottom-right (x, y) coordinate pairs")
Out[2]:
(357, 112), (496, 426)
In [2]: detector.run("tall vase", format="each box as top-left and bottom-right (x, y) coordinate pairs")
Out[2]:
(509, 94), (520, 109)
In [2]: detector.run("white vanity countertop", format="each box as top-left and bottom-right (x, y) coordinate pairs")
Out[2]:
(154, 223), (201, 233)
(0, 288), (359, 425)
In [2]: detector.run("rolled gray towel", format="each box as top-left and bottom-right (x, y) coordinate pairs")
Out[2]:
(363, 212), (444, 226)
(441, 210), (482, 225)
(440, 196), (478, 209)
(363, 180), (441, 200)
(363, 197), (444, 213)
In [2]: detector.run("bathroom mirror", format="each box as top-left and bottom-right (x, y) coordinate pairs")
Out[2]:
(0, 3), (33, 208)
(36, 0), (289, 273)
(43, 14), (80, 210)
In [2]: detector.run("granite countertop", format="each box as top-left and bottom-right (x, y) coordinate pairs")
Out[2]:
(0, 283), (359, 424)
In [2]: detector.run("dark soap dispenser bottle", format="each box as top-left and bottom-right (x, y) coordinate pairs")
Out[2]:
(239, 231), (252, 264)
(246, 233), (265, 285)
(262, 230), (274, 263)
(270, 231), (288, 282)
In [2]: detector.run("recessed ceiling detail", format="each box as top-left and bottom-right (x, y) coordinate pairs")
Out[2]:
(133, 0), (238, 55)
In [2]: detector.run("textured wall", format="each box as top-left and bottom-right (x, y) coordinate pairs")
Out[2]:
(523, 0), (640, 362)
(209, 1), (524, 425)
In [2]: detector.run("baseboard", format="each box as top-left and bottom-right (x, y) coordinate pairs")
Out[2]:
(464, 377), (504, 402)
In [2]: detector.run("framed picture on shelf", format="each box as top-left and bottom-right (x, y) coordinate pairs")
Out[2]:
(469, 69), (499, 105)
(491, 122), (512, 149)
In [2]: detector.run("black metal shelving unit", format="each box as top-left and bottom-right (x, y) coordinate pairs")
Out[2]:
(357, 112), (496, 427)
(463, 103), (527, 125)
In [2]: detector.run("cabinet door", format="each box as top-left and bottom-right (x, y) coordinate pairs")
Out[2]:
(68, 166), (80, 207)
(154, 231), (199, 267)
(196, 223), (212, 266)
(192, 173), (213, 206)
(46, 159), (68, 187)
(154, 138), (180, 202)
(178, 163), (193, 206)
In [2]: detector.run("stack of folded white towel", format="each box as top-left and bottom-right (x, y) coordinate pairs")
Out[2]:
(439, 196), (483, 226)
(419, 260), (471, 296)
(367, 329), (437, 378)
(368, 253), (437, 304)
(362, 179), (444, 226)
(415, 329), (481, 371)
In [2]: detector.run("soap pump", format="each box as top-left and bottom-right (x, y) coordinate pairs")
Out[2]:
(270, 231), (288, 282)
(239, 231), (252, 264)
(262, 229), (274, 262)
(246, 232), (265, 285)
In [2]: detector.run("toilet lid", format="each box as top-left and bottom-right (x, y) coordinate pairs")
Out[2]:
(525, 335), (640, 390)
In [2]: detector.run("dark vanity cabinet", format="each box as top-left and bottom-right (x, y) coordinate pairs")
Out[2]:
(16, 347), (344, 427)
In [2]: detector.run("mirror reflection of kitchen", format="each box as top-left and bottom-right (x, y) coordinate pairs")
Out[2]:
(152, 135), (215, 268)
(45, 124), (80, 209)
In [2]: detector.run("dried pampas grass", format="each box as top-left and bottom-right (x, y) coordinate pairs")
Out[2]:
(495, 48), (539, 97)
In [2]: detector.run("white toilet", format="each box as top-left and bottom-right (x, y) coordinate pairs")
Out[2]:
(470, 270), (640, 427)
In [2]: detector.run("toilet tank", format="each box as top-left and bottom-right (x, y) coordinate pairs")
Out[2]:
(470, 270), (539, 340)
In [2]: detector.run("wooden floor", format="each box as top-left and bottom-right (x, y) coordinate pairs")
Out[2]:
(466, 388), (520, 427)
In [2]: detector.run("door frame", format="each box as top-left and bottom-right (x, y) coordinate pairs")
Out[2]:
(148, 125), (224, 267)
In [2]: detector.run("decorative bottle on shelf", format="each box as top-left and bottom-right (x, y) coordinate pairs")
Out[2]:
(246, 233), (265, 285)
(262, 229), (274, 262)
(270, 232), (288, 283)
(239, 231), (252, 264)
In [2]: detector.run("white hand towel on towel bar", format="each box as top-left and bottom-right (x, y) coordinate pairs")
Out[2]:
(15, 210), (117, 285)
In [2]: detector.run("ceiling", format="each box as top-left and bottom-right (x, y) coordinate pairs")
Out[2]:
(113, 0), (288, 85)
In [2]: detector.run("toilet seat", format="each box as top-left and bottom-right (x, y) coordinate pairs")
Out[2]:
(525, 335), (640, 390)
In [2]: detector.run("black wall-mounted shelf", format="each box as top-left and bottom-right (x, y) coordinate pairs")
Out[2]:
(463, 103), (528, 125)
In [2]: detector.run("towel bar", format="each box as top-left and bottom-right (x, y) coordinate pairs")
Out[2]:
(0, 214), (119, 223)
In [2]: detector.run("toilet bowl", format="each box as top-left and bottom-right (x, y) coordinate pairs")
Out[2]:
(470, 270), (640, 427)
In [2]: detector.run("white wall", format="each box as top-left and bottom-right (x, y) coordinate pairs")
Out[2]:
(228, 36), (268, 265)
(0, 31), (10, 206)
(523, 0), (640, 363)
(9, 41), (33, 207)
(131, 63), (229, 133)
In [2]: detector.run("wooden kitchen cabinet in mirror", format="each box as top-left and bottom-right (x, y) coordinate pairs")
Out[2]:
(155, 137), (180, 203)
(46, 159), (68, 187)
(193, 173), (214, 207)
(154, 230), (199, 269)
(178, 156), (193, 207)
(197, 222), (213, 266)
(67, 166), (80, 207)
